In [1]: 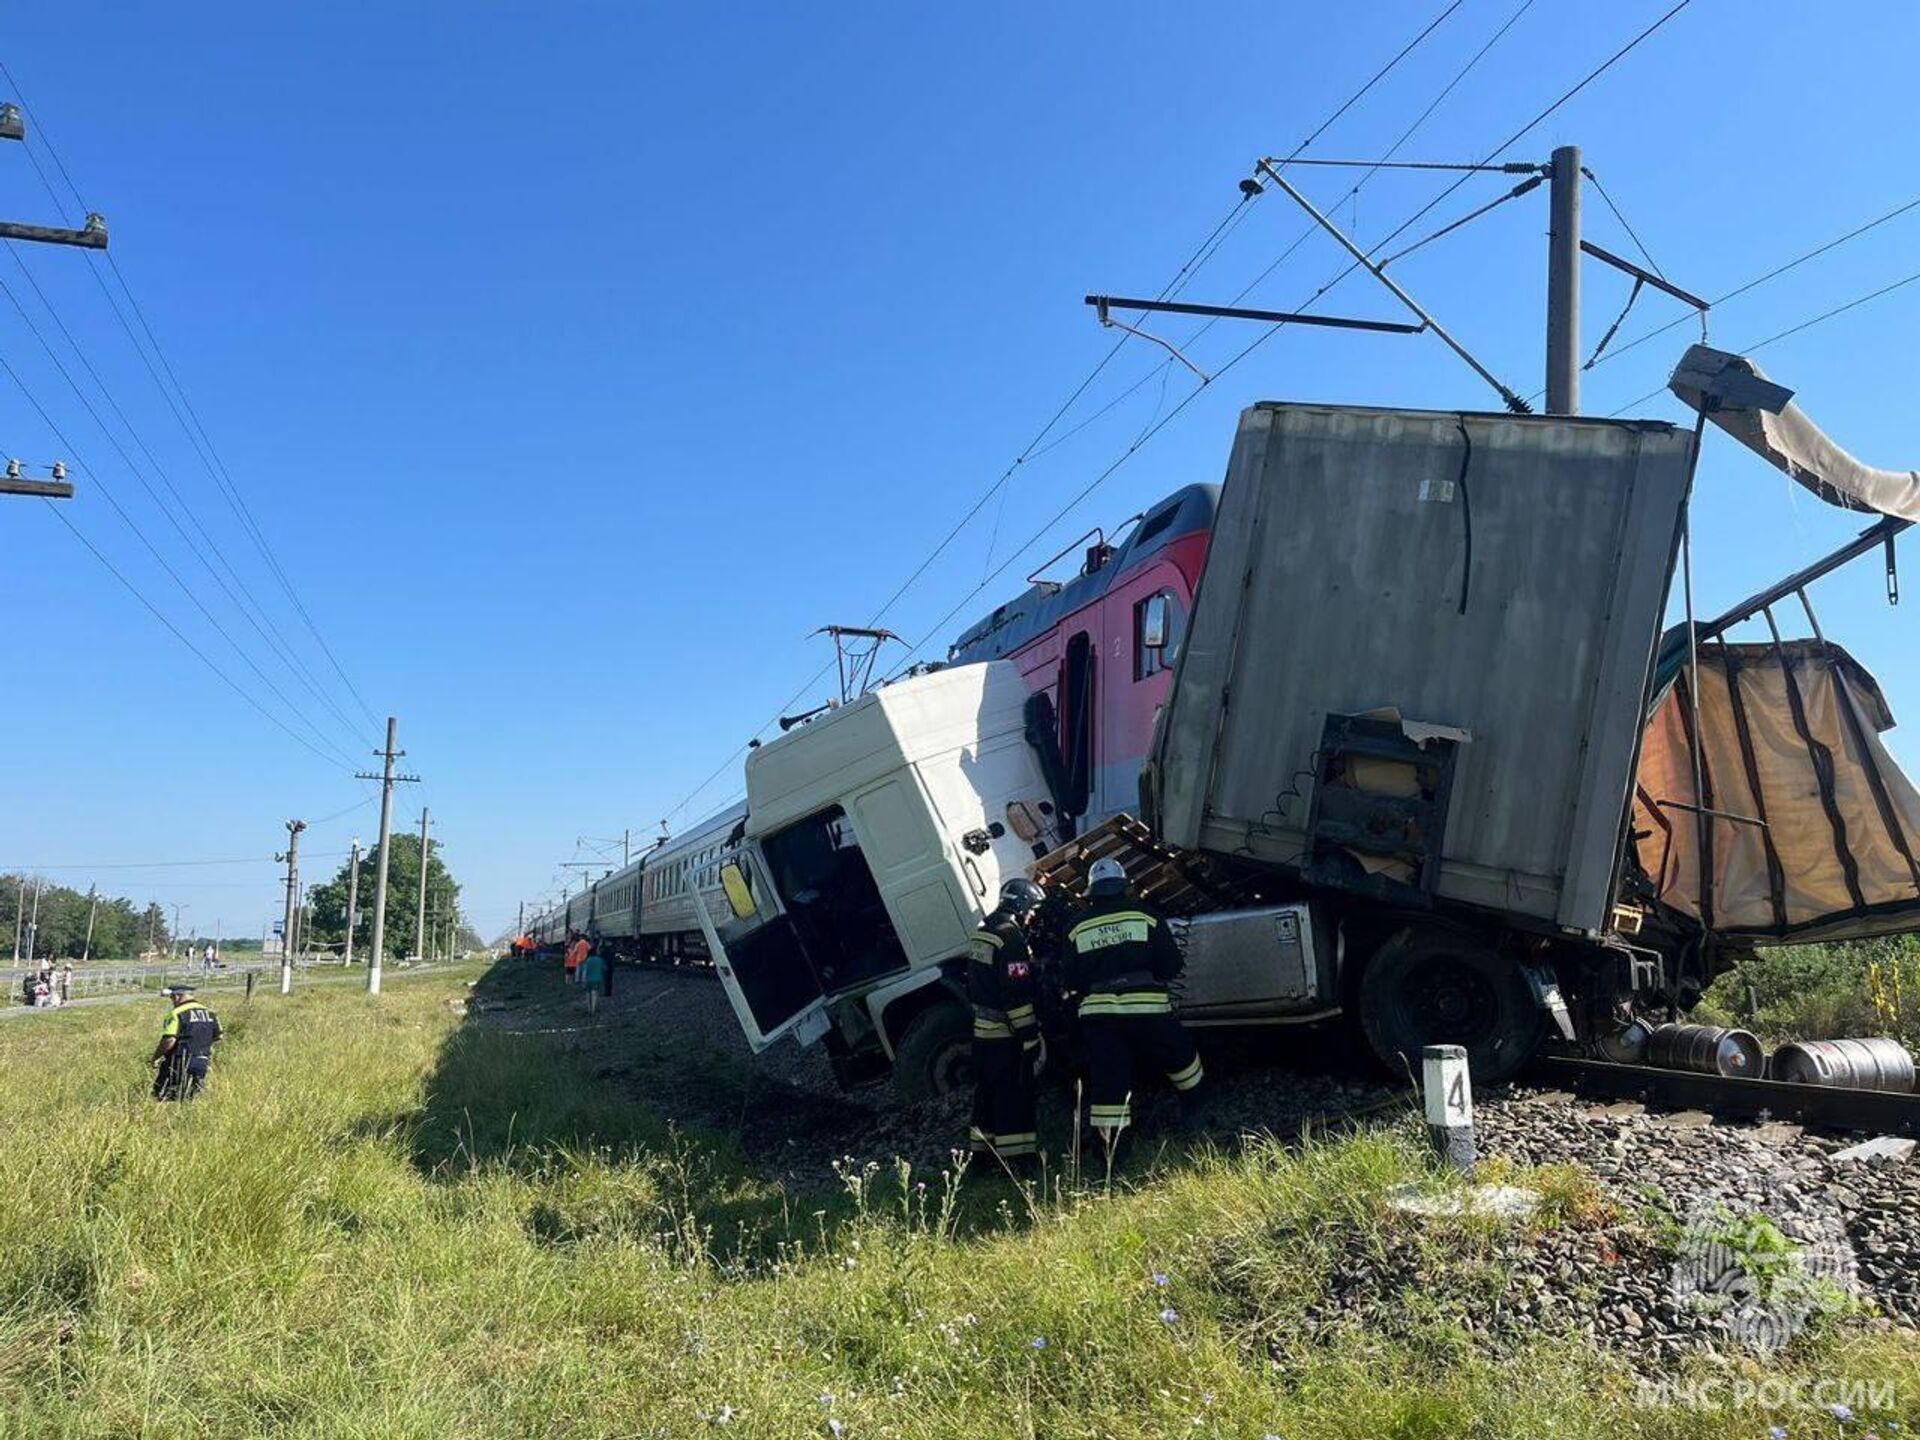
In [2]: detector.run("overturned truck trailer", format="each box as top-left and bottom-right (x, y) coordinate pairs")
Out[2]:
(1145, 377), (1920, 1080)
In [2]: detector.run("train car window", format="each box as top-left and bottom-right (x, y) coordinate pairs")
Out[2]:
(1134, 590), (1183, 680)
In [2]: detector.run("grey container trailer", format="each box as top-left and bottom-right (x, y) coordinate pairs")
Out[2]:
(1152, 401), (1695, 936)
(1144, 400), (1700, 1079)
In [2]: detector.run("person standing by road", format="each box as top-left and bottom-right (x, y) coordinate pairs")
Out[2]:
(58, 962), (73, 1005)
(565, 932), (588, 985)
(151, 982), (222, 1101)
(967, 877), (1049, 1169)
(1064, 857), (1203, 1154)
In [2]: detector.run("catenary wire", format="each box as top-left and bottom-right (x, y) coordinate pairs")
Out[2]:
(1588, 192), (1920, 372)
(883, 0), (1699, 676)
(654, 0), (1471, 831)
(1606, 266), (1920, 417)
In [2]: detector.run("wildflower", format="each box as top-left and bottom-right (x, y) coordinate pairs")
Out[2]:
(1832, 1406), (1854, 1423)
(961, 1313), (978, 1327)
(715, 1405), (735, 1425)
(818, 1393), (835, 1409)
(828, 1421), (846, 1439)
(1151, 1272), (1170, 1287)
(1769, 1429), (1788, 1439)
(1160, 1307), (1180, 1325)
(842, 1257), (858, 1270)
(1030, 1336), (1048, 1350)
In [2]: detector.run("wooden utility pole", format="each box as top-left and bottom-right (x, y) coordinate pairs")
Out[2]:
(344, 838), (361, 966)
(81, 885), (98, 961)
(10, 878), (22, 967)
(412, 808), (430, 962)
(278, 819), (304, 995)
(355, 717), (418, 997)
(26, 880), (40, 963)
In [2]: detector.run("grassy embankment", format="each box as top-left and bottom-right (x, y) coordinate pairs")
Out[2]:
(0, 961), (1913, 1438)
(1699, 935), (1920, 1048)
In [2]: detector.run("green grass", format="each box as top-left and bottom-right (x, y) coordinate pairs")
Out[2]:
(0, 963), (1913, 1438)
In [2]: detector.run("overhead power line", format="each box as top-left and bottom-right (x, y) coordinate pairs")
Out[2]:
(1608, 266), (1920, 417)
(883, 0), (1698, 678)
(655, 0), (1472, 831)
(0, 54), (385, 737)
(1590, 191), (1920, 372)
(36, 499), (351, 768)
(0, 266), (370, 762)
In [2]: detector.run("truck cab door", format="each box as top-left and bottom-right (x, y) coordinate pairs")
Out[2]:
(691, 843), (828, 1051)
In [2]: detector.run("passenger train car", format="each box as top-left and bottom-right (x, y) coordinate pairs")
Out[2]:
(528, 481), (1218, 957)
(527, 801), (747, 963)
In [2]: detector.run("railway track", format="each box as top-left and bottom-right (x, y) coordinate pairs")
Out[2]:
(1529, 1055), (1920, 1139)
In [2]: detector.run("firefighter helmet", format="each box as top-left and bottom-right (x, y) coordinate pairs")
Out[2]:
(1088, 856), (1128, 892)
(996, 877), (1046, 916)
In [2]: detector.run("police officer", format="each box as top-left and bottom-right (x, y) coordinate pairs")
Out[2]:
(151, 982), (222, 1101)
(967, 876), (1048, 1168)
(1065, 856), (1202, 1148)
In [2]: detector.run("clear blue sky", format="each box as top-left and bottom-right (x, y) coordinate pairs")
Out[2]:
(3, 2), (1917, 940)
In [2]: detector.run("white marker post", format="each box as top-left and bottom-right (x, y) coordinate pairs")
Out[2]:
(1423, 1044), (1476, 1176)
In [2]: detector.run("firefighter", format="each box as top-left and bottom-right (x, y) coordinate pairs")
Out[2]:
(967, 876), (1049, 1169)
(1065, 856), (1202, 1149)
(151, 983), (222, 1101)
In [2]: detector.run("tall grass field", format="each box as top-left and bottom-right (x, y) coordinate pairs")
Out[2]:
(0, 963), (1912, 1437)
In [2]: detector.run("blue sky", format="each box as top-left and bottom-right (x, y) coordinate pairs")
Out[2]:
(3, 2), (1917, 939)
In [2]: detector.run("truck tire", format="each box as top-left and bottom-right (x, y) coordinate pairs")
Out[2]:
(1358, 927), (1544, 1085)
(893, 1001), (973, 1104)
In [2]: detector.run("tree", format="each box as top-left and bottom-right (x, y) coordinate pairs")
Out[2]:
(307, 834), (465, 961)
(0, 875), (168, 961)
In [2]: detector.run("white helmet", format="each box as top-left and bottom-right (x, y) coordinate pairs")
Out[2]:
(1088, 856), (1128, 891)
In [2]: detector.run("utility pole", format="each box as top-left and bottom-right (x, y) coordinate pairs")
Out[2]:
(413, 807), (430, 962)
(82, 885), (98, 962)
(344, 838), (361, 966)
(1544, 143), (1582, 416)
(355, 717), (419, 997)
(171, 903), (185, 960)
(10, 878), (22, 967)
(517, 899), (525, 941)
(26, 880), (40, 963)
(624, 828), (631, 867)
(278, 819), (305, 996)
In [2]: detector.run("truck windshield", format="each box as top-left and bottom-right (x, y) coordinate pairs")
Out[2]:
(761, 805), (904, 994)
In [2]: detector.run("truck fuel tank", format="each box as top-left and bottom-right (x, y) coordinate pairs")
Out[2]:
(1169, 904), (1337, 1022)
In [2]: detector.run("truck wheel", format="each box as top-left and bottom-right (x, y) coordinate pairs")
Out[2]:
(893, 1001), (973, 1104)
(1358, 928), (1544, 1085)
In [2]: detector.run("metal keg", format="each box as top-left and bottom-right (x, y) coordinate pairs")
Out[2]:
(1645, 1022), (1765, 1078)
(1771, 1037), (1917, 1093)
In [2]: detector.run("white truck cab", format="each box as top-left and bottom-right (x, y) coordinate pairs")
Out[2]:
(692, 662), (1060, 1095)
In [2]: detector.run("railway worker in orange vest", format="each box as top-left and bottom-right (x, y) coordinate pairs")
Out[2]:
(1064, 856), (1202, 1152)
(565, 933), (588, 982)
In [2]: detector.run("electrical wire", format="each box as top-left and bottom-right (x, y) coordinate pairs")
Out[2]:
(882, 0), (1700, 676)
(653, 0), (1478, 835)
(35, 500), (349, 769)
(3, 245), (374, 749)
(1607, 265), (1920, 417)
(0, 54), (386, 736)
(0, 261), (374, 760)
(1590, 192), (1920, 372)
(3, 358), (359, 769)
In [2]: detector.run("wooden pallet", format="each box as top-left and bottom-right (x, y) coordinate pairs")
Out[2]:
(1029, 813), (1266, 916)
